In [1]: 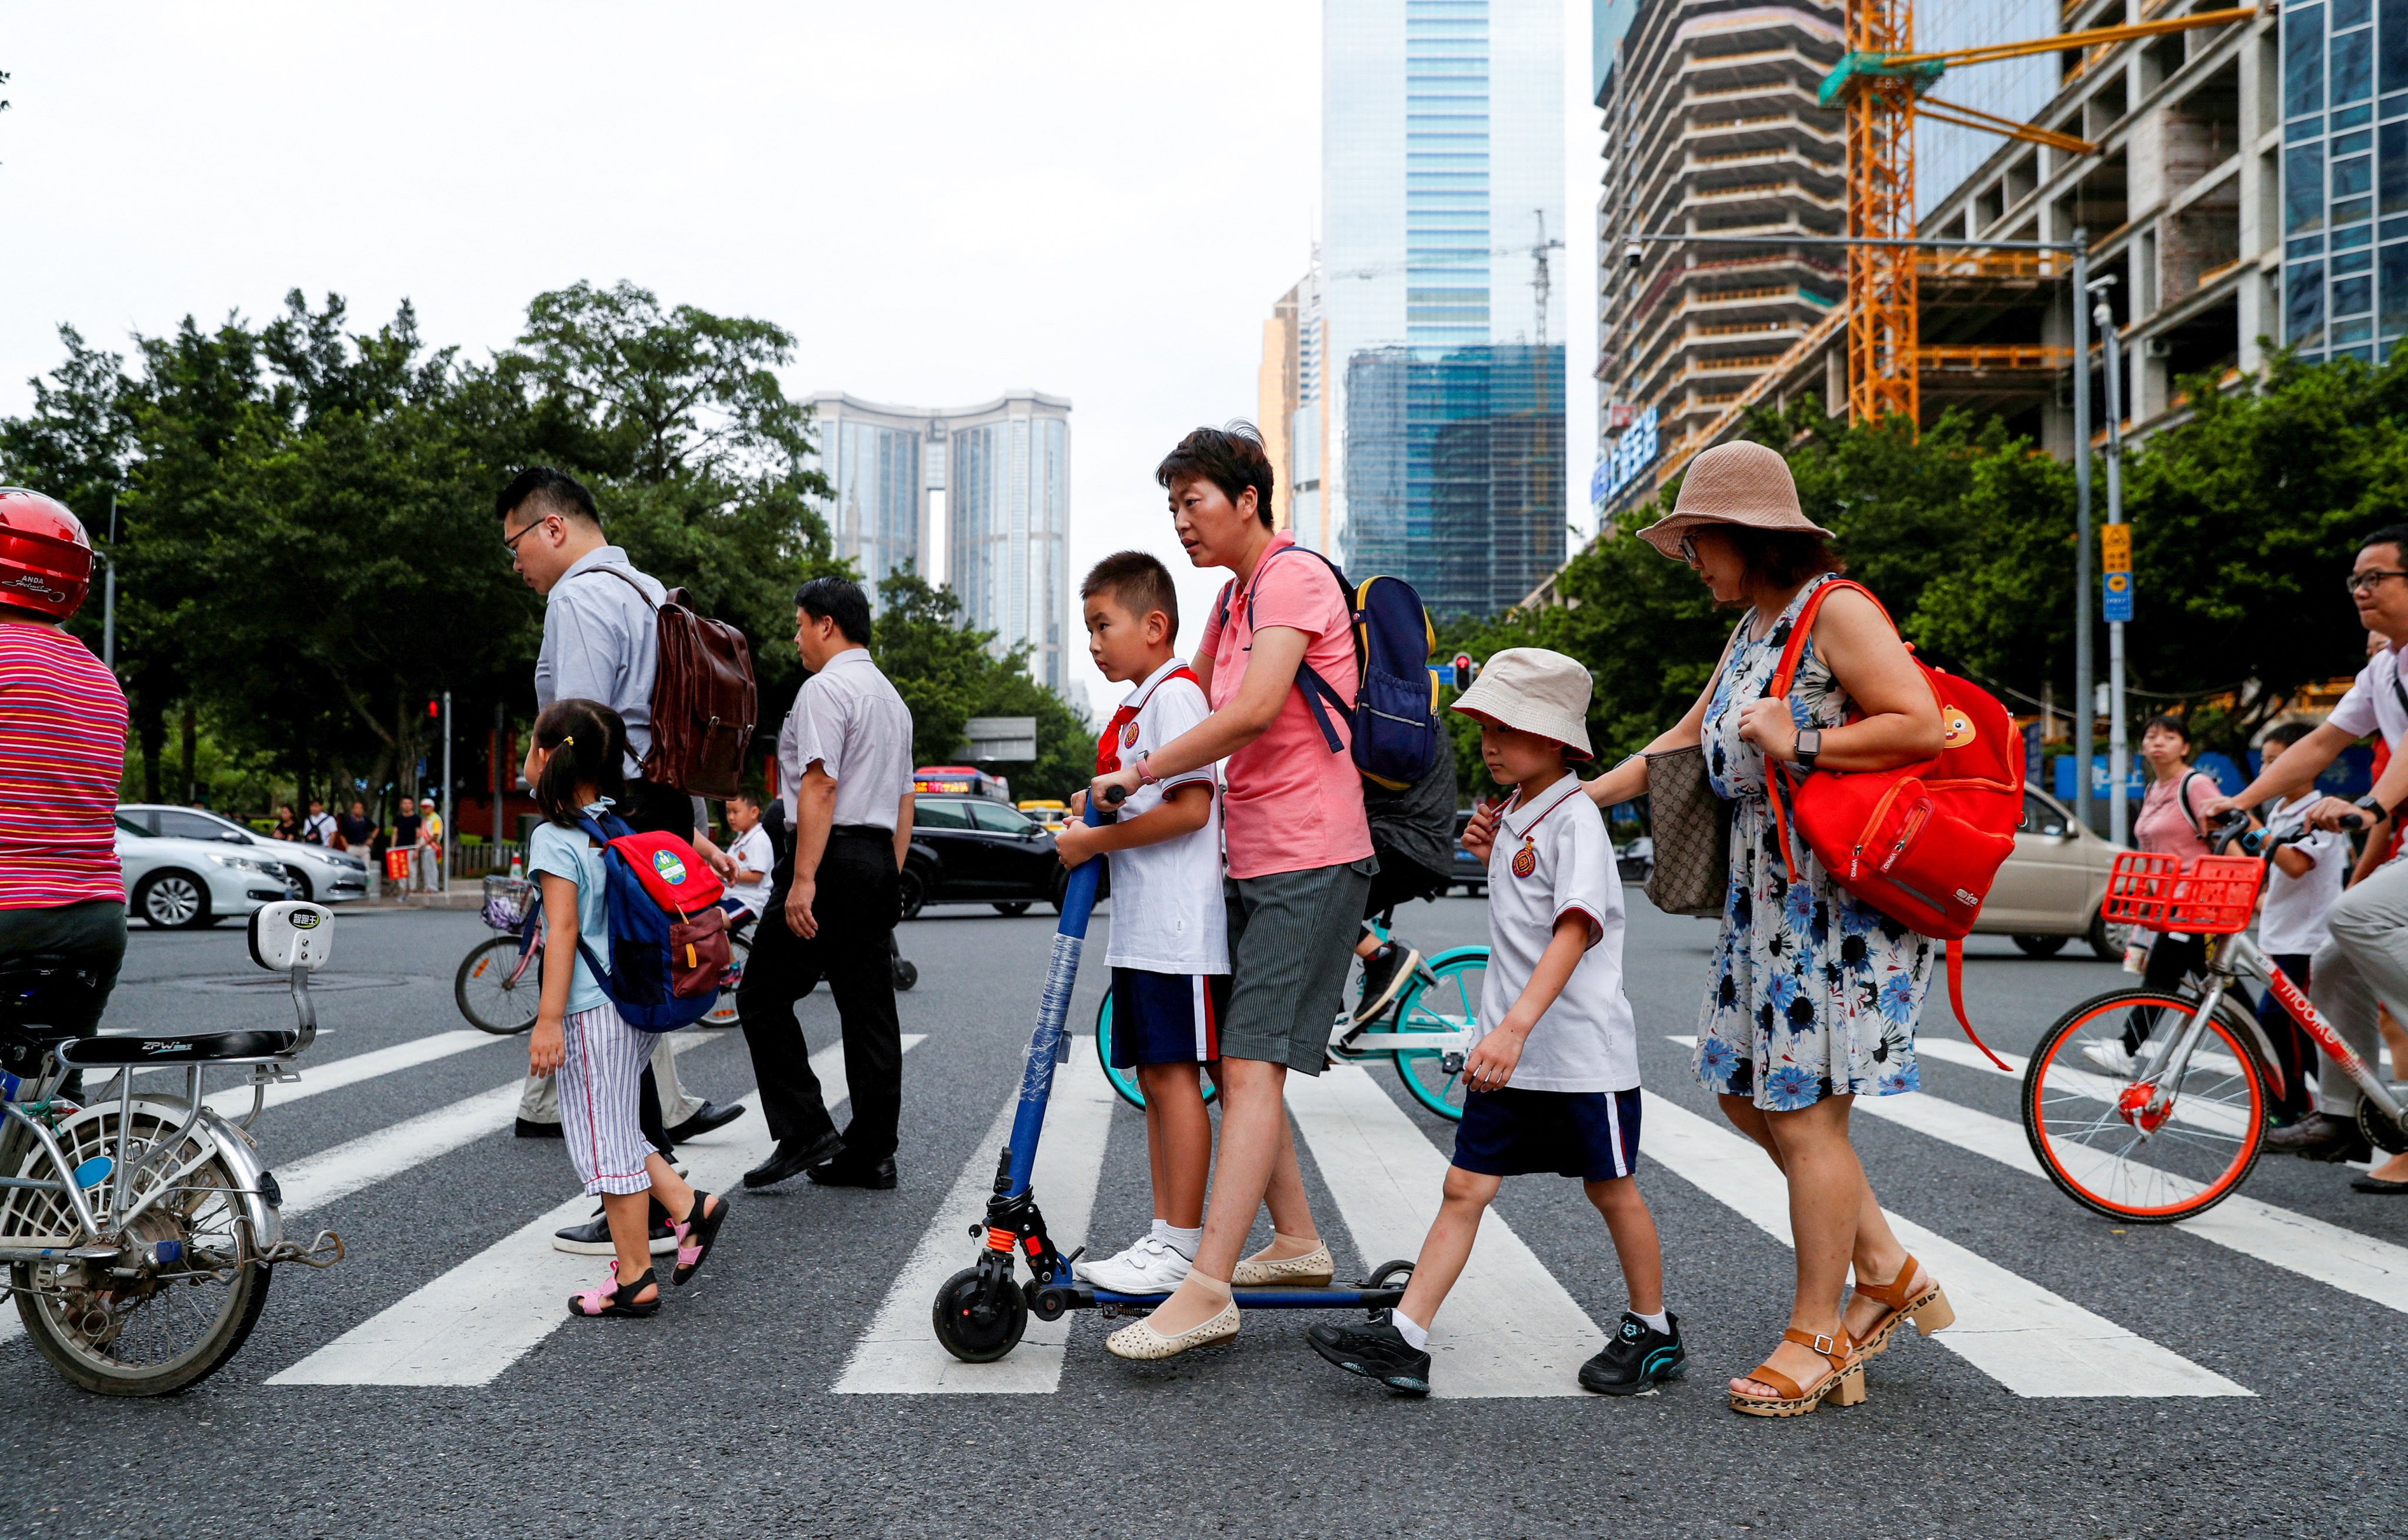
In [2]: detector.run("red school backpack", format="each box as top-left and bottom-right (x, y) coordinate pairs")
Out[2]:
(1763, 579), (2023, 1065)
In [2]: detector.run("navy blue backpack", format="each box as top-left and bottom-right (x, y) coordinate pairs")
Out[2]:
(1217, 546), (1442, 791)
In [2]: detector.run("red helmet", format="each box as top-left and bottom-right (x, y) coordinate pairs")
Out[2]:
(0, 487), (94, 620)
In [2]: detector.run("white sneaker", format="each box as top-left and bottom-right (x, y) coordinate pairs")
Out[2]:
(1077, 1235), (1194, 1294)
(2081, 1039), (2138, 1078)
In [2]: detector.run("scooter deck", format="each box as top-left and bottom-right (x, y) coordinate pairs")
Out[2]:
(1080, 1284), (1409, 1311)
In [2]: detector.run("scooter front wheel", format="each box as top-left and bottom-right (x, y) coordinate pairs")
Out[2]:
(933, 1266), (1027, 1362)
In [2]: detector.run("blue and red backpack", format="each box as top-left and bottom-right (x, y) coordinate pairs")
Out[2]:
(567, 810), (732, 1031)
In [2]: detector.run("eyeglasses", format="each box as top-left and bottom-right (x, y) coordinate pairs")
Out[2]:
(502, 513), (558, 554)
(1678, 533), (1701, 567)
(2346, 569), (2408, 594)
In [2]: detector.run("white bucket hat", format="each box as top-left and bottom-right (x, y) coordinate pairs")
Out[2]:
(1449, 647), (1594, 759)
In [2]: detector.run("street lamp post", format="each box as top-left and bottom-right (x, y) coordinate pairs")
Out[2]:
(2092, 278), (2131, 847)
(441, 690), (453, 894)
(100, 490), (118, 673)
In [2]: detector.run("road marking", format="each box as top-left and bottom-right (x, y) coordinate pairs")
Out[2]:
(1284, 1064), (1606, 1398)
(1836, 1057), (2408, 1321)
(274, 1028), (722, 1215)
(1916, 1036), (2249, 1139)
(1638, 1076), (2250, 1398)
(266, 1035), (921, 1387)
(833, 1045), (1118, 1394)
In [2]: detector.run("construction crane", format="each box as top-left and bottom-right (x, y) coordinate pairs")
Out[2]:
(1329, 215), (1566, 348)
(1817, 5), (2259, 423)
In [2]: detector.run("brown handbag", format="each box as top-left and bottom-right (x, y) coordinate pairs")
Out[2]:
(1642, 743), (1731, 918)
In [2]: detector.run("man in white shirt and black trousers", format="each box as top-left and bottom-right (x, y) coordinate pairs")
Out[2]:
(739, 576), (917, 1190)
(498, 467), (746, 1253)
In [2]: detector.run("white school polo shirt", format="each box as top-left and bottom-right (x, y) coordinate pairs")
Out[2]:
(1103, 659), (1228, 976)
(1475, 773), (1640, 1093)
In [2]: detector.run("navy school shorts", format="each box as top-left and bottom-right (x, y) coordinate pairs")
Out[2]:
(1108, 968), (1230, 1067)
(1451, 1085), (1643, 1181)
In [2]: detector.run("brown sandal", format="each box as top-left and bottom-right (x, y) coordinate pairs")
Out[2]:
(1849, 1253), (1955, 1358)
(1728, 1328), (1865, 1417)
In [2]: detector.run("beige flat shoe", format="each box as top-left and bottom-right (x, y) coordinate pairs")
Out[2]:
(1105, 1300), (1241, 1360)
(1230, 1242), (1334, 1287)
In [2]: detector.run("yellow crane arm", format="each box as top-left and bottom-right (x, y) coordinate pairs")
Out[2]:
(1819, 8), (2257, 105)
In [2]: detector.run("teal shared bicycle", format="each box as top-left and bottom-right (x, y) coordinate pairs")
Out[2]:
(1093, 932), (1488, 1121)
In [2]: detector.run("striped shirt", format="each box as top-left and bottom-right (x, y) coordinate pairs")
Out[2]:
(0, 622), (128, 908)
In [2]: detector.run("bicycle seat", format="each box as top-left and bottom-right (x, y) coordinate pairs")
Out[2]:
(56, 1028), (307, 1068)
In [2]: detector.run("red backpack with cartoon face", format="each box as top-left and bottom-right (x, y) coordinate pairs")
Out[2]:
(1764, 579), (2023, 1062)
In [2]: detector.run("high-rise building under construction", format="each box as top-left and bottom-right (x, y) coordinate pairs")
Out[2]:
(1257, 0), (1567, 617)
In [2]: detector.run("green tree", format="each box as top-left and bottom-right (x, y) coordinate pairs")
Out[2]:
(873, 568), (1094, 800)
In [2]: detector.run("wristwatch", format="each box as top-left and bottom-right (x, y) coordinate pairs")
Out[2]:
(2353, 791), (2397, 823)
(1134, 754), (1160, 787)
(1794, 727), (1822, 769)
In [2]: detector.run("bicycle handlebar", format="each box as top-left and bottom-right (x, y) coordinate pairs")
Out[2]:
(2211, 805), (2363, 857)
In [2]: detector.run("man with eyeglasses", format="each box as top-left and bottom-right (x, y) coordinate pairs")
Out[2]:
(496, 467), (746, 1255)
(2206, 523), (2408, 1184)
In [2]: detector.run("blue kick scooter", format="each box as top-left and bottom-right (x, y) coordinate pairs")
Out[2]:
(931, 790), (1415, 1363)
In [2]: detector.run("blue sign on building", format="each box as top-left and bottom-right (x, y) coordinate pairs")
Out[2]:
(1595, 406), (1660, 506)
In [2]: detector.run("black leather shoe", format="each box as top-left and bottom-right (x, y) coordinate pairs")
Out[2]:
(806, 1155), (898, 1190)
(743, 1131), (846, 1190)
(515, 1117), (565, 1140)
(2350, 1172), (2408, 1194)
(665, 1100), (745, 1142)
(2265, 1113), (2374, 1163)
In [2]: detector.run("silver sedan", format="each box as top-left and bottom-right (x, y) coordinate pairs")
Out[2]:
(115, 815), (300, 929)
(116, 804), (371, 904)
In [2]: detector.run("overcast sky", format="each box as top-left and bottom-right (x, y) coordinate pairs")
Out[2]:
(1, 2), (1597, 718)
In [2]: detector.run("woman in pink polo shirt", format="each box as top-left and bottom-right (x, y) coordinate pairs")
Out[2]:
(1089, 424), (1377, 1361)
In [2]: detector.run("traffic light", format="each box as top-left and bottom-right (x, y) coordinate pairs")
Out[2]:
(1452, 653), (1475, 683)
(427, 699), (440, 719)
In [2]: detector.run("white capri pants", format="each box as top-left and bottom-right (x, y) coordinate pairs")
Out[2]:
(557, 1004), (659, 1195)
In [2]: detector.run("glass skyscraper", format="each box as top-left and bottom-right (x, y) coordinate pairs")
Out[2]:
(1320, 0), (1565, 607)
(807, 390), (1073, 692)
(2282, 0), (2408, 360)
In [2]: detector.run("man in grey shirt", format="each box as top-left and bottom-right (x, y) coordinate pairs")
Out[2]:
(737, 576), (917, 1190)
(497, 469), (743, 1246)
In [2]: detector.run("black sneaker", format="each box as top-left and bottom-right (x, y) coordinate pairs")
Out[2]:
(1352, 943), (1421, 1026)
(1578, 1311), (1686, 1396)
(2264, 1112), (2374, 1164)
(553, 1205), (677, 1257)
(1307, 1312), (1431, 1397)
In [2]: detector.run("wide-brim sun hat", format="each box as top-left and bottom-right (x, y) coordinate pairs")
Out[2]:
(1450, 647), (1594, 759)
(1636, 440), (1833, 560)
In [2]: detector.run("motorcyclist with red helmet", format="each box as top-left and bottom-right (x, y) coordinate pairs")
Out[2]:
(0, 488), (131, 1065)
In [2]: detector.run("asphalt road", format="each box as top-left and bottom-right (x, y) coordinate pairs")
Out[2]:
(4, 892), (2404, 1539)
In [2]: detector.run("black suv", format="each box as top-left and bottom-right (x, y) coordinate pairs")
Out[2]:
(902, 796), (1104, 918)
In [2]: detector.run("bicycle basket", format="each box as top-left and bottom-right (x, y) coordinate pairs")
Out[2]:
(480, 875), (532, 933)
(2100, 851), (2264, 934)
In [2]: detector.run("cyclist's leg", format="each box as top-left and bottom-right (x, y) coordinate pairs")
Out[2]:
(2259, 953), (2321, 1123)
(0, 899), (126, 1100)
(2126, 933), (2206, 1051)
(2311, 861), (2408, 1113)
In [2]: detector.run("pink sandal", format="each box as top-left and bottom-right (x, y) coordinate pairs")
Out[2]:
(567, 1259), (661, 1318)
(672, 1191), (729, 1287)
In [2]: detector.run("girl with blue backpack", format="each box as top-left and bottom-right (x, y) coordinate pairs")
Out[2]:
(524, 699), (730, 1319)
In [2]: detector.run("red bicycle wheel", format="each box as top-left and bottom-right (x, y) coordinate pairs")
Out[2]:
(2021, 988), (2266, 1223)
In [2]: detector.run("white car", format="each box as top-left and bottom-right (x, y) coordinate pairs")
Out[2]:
(115, 814), (300, 929)
(117, 804), (370, 905)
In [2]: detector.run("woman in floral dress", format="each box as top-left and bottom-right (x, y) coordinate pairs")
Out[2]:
(1468, 442), (1957, 1418)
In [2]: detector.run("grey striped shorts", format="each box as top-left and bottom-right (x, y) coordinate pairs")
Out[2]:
(558, 1004), (659, 1195)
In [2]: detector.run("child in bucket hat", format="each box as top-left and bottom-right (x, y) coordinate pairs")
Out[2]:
(1305, 647), (1684, 1398)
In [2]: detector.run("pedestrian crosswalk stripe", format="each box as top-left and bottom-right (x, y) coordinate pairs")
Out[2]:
(1838, 1043), (2408, 1320)
(266, 1035), (921, 1387)
(1640, 1073), (2251, 1398)
(1284, 1064), (1607, 1398)
(833, 1046), (1119, 1394)
(1916, 1036), (2248, 1140)
(274, 1030), (718, 1217)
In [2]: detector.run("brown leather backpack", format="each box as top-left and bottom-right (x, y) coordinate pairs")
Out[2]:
(590, 567), (759, 799)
